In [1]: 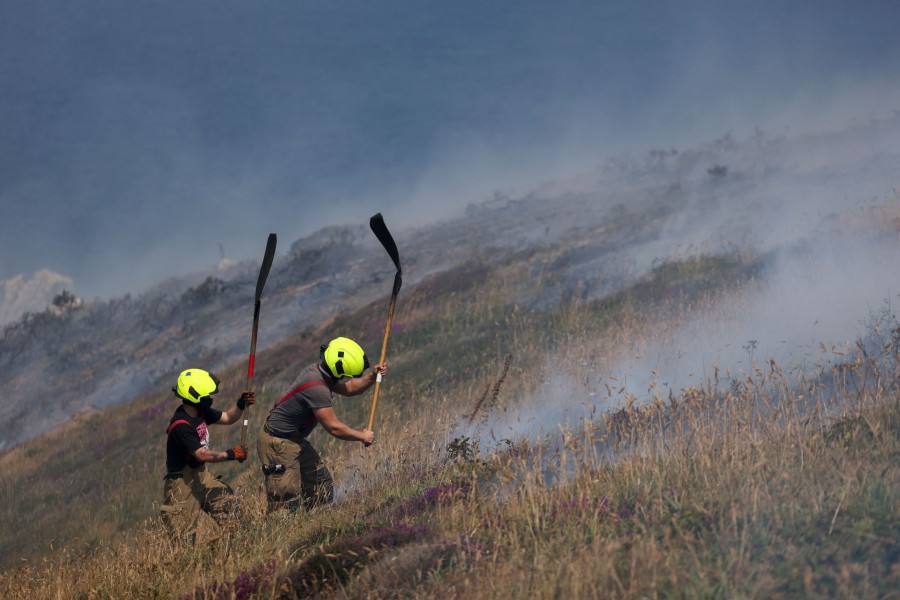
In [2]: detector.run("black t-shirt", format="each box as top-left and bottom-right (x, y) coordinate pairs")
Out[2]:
(166, 404), (223, 472)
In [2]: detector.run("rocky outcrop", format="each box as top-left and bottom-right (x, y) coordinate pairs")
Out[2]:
(0, 269), (75, 326)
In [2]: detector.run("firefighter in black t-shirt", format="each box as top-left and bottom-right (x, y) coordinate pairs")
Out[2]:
(161, 368), (254, 541)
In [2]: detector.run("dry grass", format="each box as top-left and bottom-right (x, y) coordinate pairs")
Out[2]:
(1, 250), (898, 598)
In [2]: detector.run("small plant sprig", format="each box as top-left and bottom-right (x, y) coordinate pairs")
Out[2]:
(468, 353), (513, 425)
(447, 436), (478, 463)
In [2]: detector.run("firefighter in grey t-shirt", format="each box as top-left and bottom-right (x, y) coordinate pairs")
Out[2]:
(257, 336), (385, 512)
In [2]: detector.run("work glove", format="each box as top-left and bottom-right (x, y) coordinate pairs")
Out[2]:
(227, 444), (249, 462)
(236, 391), (256, 410)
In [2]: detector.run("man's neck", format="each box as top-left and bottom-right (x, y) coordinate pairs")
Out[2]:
(182, 403), (200, 418)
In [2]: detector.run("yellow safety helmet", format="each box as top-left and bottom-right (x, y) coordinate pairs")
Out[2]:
(321, 337), (370, 379)
(173, 369), (221, 404)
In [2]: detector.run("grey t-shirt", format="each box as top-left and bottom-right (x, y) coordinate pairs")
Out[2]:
(266, 363), (334, 438)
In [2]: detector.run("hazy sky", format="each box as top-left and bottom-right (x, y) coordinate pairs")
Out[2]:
(2, 0), (900, 299)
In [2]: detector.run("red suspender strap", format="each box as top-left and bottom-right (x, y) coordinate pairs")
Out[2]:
(167, 419), (193, 434)
(272, 380), (325, 410)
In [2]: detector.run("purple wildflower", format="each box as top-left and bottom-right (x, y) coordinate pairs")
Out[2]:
(392, 496), (427, 519)
(369, 523), (430, 548)
(182, 560), (275, 600)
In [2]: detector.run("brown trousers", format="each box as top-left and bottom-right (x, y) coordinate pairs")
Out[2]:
(160, 465), (240, 541)
(257, 426), (333, 512)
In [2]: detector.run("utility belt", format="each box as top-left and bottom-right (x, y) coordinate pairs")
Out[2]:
(164, 464), (204, 480)
(263, 423), (305, 444)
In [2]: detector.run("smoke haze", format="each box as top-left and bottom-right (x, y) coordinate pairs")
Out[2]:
(463, 115), (900, 447)
(2, 1), (900, 307)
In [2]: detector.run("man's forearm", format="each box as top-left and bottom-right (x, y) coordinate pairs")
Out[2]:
(336, 372), (377, 396)
(326, 422), (367, 441)
(193, 448), (233, 463)
(219, 404), (244, 425)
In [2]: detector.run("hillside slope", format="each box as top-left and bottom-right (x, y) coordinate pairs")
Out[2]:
(0, 238), (897, 597)
(0, 119), (899, 597)
(3, 116), (899, 450)
(0, 245), (763, 568)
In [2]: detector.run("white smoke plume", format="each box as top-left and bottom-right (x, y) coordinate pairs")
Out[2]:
(462, 114), (900, 449)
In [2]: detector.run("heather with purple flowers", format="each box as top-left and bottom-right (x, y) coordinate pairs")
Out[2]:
(182, 560), (275, 600)
(380, 484), (471, 522)
(369, 523), (430, 548)
(391, 495), (427, 519)
(286, 523), (432, 595)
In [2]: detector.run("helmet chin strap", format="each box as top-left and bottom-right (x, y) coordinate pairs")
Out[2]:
(318, 362), (337, 381)
(183, 397), (213, 411)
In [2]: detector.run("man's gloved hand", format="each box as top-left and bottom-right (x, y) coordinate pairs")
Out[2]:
(237, 391), (256, 410)
(227, 444), (249, 462)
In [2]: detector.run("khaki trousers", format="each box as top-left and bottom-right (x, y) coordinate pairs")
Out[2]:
(160, 465), (239, 541)
(257, 426), (333, 512)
